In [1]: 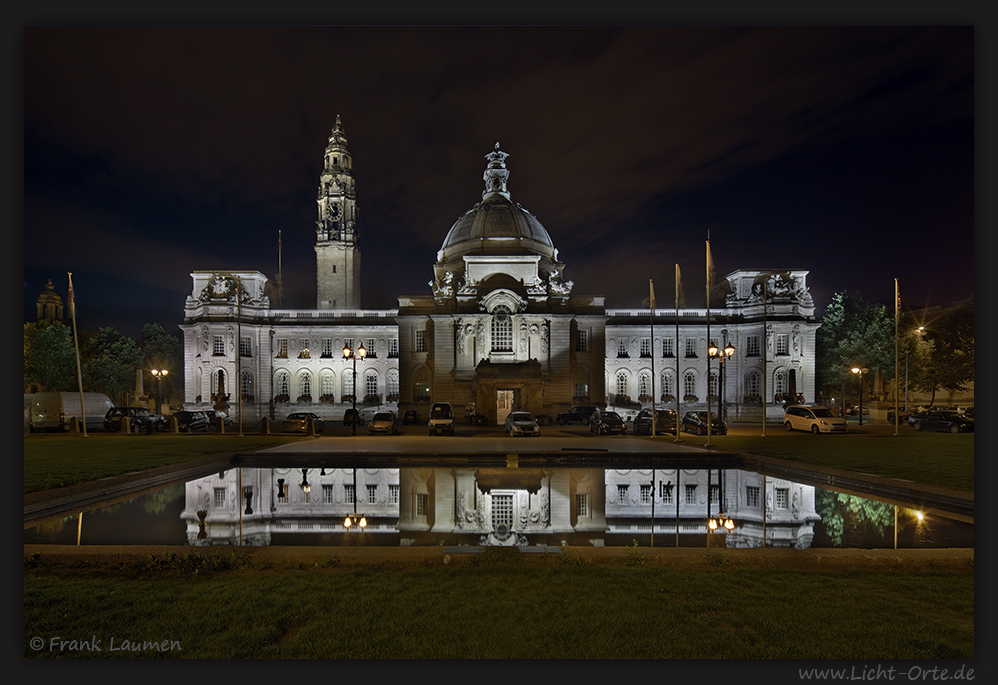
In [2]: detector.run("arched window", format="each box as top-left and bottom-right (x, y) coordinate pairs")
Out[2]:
(414, 367), (431, 401)
(660, 372), (675, 400)
(683, 372), (697, 399)
(365, 371), (379, 398)
(298, 372), (312, 400)
(774, 370), (787, 395)
(615, 371), (628, 399)
(573, 367), (590, 401)
(274, 370), (290, 398)
(638, 372), (651, 399)
(745, 369), (762, 397)
(387, 369), (399, 398)
(491, 305), (513, 352)
(320, 370), (336, 398)
(240, 370), (253, 397)
(709, 372), (718, 399)
(342, 370), (354, 397)
(211, 369), (226, 398)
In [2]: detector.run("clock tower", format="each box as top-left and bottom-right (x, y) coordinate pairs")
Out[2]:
(315, 116), (361, 309)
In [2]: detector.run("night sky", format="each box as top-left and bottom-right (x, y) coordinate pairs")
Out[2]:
(22, 26), (975, 340)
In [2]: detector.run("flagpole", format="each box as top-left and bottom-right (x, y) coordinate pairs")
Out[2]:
(761, 280), (767, 436)
(237, 276), (243, 437)
(649, 279), (657, 439)
(68, 272), (88, 437)
(675, 264), (682, 442)
(893, 278), (900, 437)
(705, 237), (712, 447)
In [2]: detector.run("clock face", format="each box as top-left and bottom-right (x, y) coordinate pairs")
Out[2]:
(330, 205), (340, 218)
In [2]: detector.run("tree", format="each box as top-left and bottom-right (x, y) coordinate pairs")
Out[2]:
(815, 291), (897, 397)
(910, 297), (974, 405)
(83, 327), (143, 404)
(23, 321), (78, 391)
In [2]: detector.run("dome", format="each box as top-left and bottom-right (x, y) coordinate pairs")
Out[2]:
(437, 144), (558, 263)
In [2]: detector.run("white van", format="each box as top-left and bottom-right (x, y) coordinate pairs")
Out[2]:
(30, 391), (115, 432)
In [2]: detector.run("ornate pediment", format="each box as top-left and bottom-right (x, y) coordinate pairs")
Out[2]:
(196, 273), (253, 305)
(478, 288), (527, 314)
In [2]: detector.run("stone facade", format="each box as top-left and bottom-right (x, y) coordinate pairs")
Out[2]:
(179, 121), (819, 425)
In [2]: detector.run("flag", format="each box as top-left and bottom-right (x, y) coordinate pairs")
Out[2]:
(649, 279), (656, 311)
(67, 272), (76, 318)
(675, 264), (685, 308)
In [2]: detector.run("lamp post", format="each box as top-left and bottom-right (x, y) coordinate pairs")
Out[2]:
(905, 326), (924, 413)
(150, 369), (168, 416)
(851, 367), (869, 426)
(708, 338), (735, 423)
(343, 342), (367, 436)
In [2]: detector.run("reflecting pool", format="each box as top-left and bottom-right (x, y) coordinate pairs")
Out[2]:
(24, 463), (973, 549)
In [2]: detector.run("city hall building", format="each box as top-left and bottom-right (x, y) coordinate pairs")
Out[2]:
(179, 118), (819, 427)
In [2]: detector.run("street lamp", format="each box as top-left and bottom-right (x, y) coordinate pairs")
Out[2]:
(851, 367), (869, 426)
(904, 326), (925, 413)
(707, 339), (735, 424)
(150, 369), (168, 415)
(342, 342), (367, 436)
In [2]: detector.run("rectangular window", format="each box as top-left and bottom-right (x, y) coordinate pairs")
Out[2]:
(344, 484), (355, 504)
(321, 338), (334, 358)
(343, 338), (354, 353)
(213, 335), (225, 356)
(389, 484), (399, 504)
(416, 492), (428, 516)
(492, 494), (514, 529)
(662, 337), (674, 357)
(776, 334), (789, 356)
(617, 338), (629, 358)
(240, 336), (252, 357)
(363, 338), (376, 358)
(640, 338), (651, 357)
(746, 335), (760, 357)
(710, 484), (719, 505)
(213, 487), (226, 507)
(575, 329), (589, 352)
(775, 488), (789, 509)
(640, 484), (652, 505)
(685, 484), (697, 503)
(388, 338), (399, 358)
(275, 338), (288, 358)
(617, 484), (629, 505)
(278, 486), (288, 504)
(367, 484), (377, 504)
(685, 338), (697, 358)
(573, 382), (588, 400)
(659, 482), (673, 505)
(746, 486), (760, 508)
(323, 484), (333, 504)
(414, 330), (427, 353)
(299, 338), (310, 359)
(575, 493), (589, 517)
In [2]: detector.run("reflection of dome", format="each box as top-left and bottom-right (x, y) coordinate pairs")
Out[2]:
(437, 144), (558, 264)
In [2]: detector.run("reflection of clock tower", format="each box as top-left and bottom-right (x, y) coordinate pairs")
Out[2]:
(315, 115), (361, 309)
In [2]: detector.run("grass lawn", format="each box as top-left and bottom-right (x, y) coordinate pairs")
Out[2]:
(23, 547), (974, 659)
(22, 434), (307, 494)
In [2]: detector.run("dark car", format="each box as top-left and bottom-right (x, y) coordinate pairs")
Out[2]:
(173, 410), (209, 433)
(104, 406), (167, 433)
(680, 411), (727, 436)
(202, 409), (234, 428)
(283, 411), (324, 434)
(632, 409), (678, 435)
(343, 408), (364, 426)
(590, 409), (627, 435)
(557, 405), (599, 425)
(908, 411), (973, 434)
(401, 409), (422, 425)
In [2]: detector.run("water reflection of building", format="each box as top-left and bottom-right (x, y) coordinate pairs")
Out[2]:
(184, 467), (819, 549)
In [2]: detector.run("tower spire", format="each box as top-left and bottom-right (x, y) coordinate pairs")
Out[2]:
(315, 116), (361, 309)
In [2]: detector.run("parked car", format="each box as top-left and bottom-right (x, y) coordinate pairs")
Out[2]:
(30, 391), (115, 432)
(907, 411), (974, 433)
(343, 408), (364, 426)
(103, 406), (168, 433)
(632, 409), (678, 435)
(203, 409), (234, 428)
(504, 411), (540, 437)
(173, 410), (210, 433)
(283, 411), (324, 434)
(368, 411), (399, 435)
(590, 409), (627, 435)
(783, 405), (847, 434)
(557, 405), (599, 425)
(401, 409), (422, 425)
(428, 402), (455, 436)
(680, 411), (727, 436)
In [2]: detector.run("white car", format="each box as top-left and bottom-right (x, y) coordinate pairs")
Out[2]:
(784, 405), (847, 434)
(504, 411), (540, 437)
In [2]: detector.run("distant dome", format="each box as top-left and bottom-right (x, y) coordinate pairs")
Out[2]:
(437, 144), (558, 263)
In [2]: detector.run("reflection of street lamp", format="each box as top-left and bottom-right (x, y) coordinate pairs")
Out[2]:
(343, 467), (367, 531)
(343, 343), (367, 436)
(708, 339), (735, 424)
(150, 369), (168, 415)
(851, 367), (869, 426)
